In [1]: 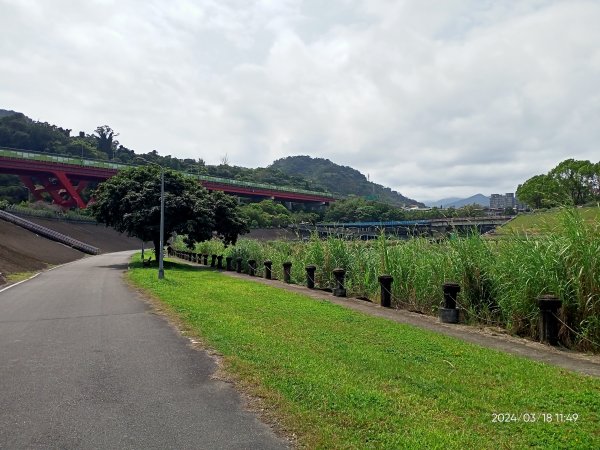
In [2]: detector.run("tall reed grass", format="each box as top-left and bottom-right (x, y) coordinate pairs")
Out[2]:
(174, 208), (600, 351)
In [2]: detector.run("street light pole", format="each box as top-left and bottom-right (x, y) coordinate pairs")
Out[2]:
(158, 167), (165, 279)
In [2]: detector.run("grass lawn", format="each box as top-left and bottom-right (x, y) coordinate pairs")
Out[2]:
(129, 257), (599, 449)
(498, 206), (600, 235)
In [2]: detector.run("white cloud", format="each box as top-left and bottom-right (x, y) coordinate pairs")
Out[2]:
(1, 0), (599, 202)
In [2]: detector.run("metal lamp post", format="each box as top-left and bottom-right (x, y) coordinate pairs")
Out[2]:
(158, 166), (164, 279)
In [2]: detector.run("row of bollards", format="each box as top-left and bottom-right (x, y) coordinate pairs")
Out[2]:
(438, 282), (564, 346)
(168, 249), (564, 347)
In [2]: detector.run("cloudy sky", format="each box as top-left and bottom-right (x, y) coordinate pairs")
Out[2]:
(1, 0), (599, 202)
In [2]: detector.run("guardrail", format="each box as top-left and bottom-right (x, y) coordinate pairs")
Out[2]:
(194, 174), (334, 198)
(0, 147), (129, 170)
(6, 205), (97, 223)
(0, 210), (100, 255)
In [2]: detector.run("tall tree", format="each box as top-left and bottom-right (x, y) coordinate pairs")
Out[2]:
(516, 174), (564, 209)
(94, 125), (120, 159)
(89, 166), (248, 257)
(518, 159), (600, 209)
(550, 159), (597, 206)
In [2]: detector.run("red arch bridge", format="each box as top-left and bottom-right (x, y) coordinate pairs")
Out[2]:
(0, 148), (336, 209)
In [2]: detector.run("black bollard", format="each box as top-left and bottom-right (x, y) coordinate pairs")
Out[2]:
(283, 262), (292, 283)
(332, 268), (346, 297)
(264, 260), (272, 279)
(378, 274), (393, 307)
(217, 255), (223, 269)
(305, 265), (316, 289)
(439, 282), (460, 323)
(226, 256), (233, 271)
(211, 254), (217, 268)
(236, 257), (243, 273)
(537, 295), (562, 346)
(203, 254), (209, 265)
(248, 259), (256, 276)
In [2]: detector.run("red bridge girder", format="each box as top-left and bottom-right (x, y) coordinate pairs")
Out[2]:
(0, 155), (334, 208)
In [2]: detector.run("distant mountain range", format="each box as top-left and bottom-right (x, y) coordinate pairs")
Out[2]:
(425, 194), (490, 208)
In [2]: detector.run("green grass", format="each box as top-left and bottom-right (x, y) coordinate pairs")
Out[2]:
(185, 208), (600, 351)
(129, 256), (599, 449)
(4, 271), (38, 283)
(499, 207), (600, 235)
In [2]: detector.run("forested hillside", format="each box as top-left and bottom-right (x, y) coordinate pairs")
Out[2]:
(0, 109), (17, 119)
(0, 110), (421, 208)
(0, 111), (326, 202)
(270, 156), (423, 207)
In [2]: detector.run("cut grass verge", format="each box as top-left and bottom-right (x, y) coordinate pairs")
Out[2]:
(128, 256), (599, 449)
(4, 271), (38, 284)
(498, 206), (600, 235)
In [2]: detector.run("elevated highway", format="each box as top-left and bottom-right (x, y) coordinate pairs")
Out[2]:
(0, 148), (336, 208)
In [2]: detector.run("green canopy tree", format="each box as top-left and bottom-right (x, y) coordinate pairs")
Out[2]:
(517, 159), (600, 209)
(89, 165), (248, 257)
(550, 159), (598, 205)
(516, 174), (564, 209)
(94, 125), (120, 159)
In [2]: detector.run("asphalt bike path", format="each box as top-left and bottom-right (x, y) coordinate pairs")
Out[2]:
(0, 251), (287, 449)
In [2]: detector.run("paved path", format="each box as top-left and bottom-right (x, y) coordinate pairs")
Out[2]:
(0, 251), (287, 449)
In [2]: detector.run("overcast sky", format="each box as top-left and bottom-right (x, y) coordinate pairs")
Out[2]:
(1, 0), (599, 202)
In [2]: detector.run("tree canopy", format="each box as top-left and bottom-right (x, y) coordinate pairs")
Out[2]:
(89, 165), (248, 257)
(517, 159), (600, 208)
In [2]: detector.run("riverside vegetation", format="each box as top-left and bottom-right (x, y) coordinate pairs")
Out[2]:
(128, 256), (599, 449)
(179, 207), (600, 352)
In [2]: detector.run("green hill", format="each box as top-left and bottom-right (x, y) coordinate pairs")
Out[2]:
(497, 207), (600, 235)
(0, 109), (18, 119)
(0, 111), (422, 207)
(270, 155), (423, 207)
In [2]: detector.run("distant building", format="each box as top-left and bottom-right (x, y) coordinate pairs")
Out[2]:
(489, 193), (527, 211)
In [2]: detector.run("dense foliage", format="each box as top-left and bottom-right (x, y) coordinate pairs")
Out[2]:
(323, 197), (485, 222)
(237, 199), (322, 228)
(89, 166), (248, 256)
(517, 159), (600, 208)
(271, 155), (423, 207)
(0, 110), (330, 203)
(186, 208), (600, 352)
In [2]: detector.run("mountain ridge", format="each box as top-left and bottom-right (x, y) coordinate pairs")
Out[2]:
(0, 110), (421, 207)
(270, 155), (423, 207)
(426, 193), (489, 208)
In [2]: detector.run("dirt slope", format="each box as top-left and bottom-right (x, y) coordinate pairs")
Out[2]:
(19, 217), (142, 253)
(0, 218), (142, 280)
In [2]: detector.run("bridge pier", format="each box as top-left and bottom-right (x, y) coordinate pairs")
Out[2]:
(20, 172), (86, 208)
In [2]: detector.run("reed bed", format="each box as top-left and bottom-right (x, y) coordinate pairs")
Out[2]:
(182, 208), (599, 351)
